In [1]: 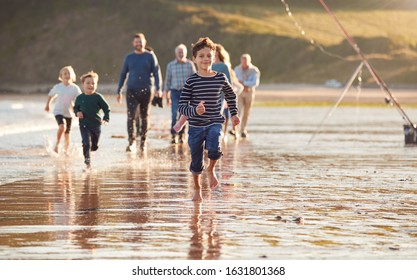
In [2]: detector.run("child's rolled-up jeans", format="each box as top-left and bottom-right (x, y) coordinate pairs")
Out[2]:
(188, 123), (223, 174)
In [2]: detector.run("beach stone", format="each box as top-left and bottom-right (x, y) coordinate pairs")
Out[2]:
(294, 217), (304, 224)
(389, 247), (400, 251)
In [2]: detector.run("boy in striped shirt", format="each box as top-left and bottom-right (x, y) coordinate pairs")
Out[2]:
(178, 37), (240, 201)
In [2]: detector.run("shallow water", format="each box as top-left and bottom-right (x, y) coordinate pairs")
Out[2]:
(1, 95), (417, 259)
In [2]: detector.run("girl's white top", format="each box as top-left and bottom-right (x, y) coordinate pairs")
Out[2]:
(48, 82), (81, 118)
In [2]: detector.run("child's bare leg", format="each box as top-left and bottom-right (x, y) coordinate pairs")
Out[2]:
(207, 159), (219, 190)
(223, 119), (228, 134)
(223, 119), (228, 141)
(64, 133), (70, 154)
(55, 124), (65, 153)
(233, 125), (238, 139)
(192, 173), (203, 201)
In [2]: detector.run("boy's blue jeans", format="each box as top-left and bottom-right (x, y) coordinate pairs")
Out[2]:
(79, 124), (101, 164)
(188, 124), (223, 174)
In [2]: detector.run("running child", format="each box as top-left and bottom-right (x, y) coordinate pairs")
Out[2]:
(44, 65), (81, 154)
(178, 37), (240, 201)
(74, 71), (110, 168)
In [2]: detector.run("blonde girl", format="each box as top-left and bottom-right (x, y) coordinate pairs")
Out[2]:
(45, 66), (81, 154)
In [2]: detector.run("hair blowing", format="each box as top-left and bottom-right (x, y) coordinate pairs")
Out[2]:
(191, 37), (216, 58)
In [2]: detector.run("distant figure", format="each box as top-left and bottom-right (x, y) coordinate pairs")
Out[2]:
(212, 44), (243, 141)
(212, 44), (231, 83)
(178, 37), (240, 201)
(74, 71), (110, 169)
(234, 53), (260, 138)
(44, 65), (81, 154)
(163, 44), (196, 144)
(116, 33), (162, 151)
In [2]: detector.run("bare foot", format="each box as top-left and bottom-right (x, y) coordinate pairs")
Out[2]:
(208, 171), (219, 190)
(192, 191), (203, 201)
(53, 146), (59, 153)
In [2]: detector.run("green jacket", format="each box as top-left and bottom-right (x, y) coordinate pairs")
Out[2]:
(74, 92), (110, 128)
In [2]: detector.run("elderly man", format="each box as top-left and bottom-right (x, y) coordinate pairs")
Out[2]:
(163, 44), (196, 144)
(234, 54), (260, 138)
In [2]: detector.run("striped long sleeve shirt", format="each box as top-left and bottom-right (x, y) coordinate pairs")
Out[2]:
(178, 72), (238, 127)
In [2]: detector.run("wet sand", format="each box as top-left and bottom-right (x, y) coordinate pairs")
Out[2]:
(1, 88), (417, 259)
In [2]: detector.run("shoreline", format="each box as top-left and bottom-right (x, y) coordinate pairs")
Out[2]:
(2, 83), (417, 106)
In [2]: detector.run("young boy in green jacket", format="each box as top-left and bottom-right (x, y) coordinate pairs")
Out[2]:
(74, 71), (110, 168)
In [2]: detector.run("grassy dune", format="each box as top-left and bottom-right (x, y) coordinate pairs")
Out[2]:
(1, 0), (417, 87)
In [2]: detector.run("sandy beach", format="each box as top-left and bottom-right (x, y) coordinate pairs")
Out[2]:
(256, 84), (417, 105)
(1, 86), (417, 260)
(3, 83), (417, 104)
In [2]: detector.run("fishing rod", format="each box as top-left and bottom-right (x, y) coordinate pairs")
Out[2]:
(318, 0), (416, 129)
(308, 62), (364, 144)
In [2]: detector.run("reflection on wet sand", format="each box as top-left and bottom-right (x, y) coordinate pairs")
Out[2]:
(72, 173), (99, 252)
(48, 165), (75, 247)
(188, 202), (221, 260)
(1, 107), (417, 259)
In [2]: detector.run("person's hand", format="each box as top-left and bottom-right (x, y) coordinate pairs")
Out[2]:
(44, 105), (50, 113)
(77, 112), (84, 119)
(102, 120), (108, 125)
(163, 91), (171, 107)
(231, 115), (240, 126)
(155, 90), (162, 98)
(117, 93), (123, 104)
(173, 117), (187, 133)
(196, 101), (205, 115)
